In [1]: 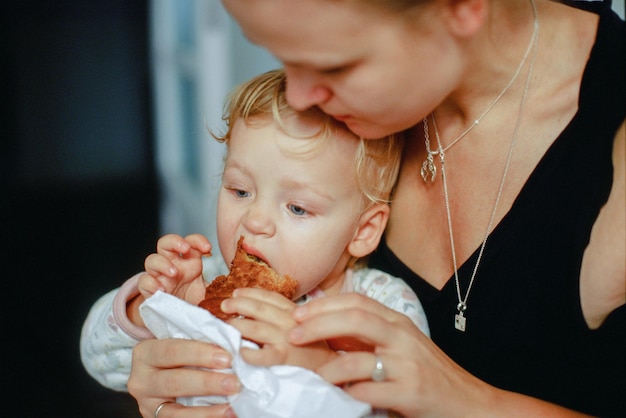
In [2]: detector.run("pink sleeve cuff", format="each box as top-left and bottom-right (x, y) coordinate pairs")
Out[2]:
(112, 273), (154, 340)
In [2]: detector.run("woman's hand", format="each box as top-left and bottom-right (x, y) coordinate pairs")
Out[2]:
(288, 294), (593, 417)
(222, 288), (335, 370)
(128, 338), (240, 418)
(287, 293), (497, 417)
(139, 233), (212, 303)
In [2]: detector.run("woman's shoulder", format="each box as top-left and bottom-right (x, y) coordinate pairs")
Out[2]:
(548, 0), (625, 122)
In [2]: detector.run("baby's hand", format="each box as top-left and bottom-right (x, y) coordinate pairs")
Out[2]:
(223, 288), (336, 371)
(139, 233), (212, 304)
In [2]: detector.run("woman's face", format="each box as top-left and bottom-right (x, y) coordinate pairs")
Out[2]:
(222, 0), (462, 139)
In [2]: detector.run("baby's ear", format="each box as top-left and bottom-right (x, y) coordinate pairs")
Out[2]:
(348, 204), (390, 258)
(442, 0), (487, 38)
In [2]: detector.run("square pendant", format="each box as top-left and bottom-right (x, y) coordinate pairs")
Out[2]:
(454, 313), (466, 332)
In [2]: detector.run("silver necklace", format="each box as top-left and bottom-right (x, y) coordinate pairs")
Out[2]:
(420, 0), (540, 185)
(425, 0), (539, 332)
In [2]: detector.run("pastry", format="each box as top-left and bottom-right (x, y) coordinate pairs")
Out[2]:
(199, 236), (297, 320)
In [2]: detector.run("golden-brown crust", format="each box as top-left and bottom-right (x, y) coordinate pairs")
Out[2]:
(198, 236), (297, 320)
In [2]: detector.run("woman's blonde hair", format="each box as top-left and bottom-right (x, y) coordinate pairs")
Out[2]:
(212, 69), (404, 206)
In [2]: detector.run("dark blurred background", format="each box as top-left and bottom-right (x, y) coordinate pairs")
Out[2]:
(1, 1), (624, 417)
(3, 1), (156, 416)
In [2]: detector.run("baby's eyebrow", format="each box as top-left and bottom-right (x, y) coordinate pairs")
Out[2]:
(280, 178), (336, 203)
(222, 160), (249, 176)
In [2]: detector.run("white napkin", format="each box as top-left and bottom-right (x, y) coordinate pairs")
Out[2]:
(140, 291), (372, 418)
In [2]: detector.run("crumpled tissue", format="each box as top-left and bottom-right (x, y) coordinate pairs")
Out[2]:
(140, 291), (372, 418)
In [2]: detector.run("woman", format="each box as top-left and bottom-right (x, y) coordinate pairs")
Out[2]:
(127, 0), (625, 417)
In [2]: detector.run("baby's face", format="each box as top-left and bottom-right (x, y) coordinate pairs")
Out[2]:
(216, 116), (364, 298)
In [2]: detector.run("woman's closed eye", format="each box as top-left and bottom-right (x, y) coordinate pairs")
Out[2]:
(318, 66), (345, 76)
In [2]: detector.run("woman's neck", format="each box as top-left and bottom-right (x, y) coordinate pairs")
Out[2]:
(438, 0), (540, 129)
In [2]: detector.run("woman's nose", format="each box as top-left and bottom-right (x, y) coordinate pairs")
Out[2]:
(242, 201), (275, 236)
(284, 67), (332, 111)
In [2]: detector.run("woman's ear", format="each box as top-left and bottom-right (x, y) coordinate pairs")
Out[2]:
(348, 204), (390, 258)
(442, 0), (488, 38)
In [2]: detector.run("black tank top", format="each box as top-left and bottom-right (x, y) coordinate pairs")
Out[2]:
(369, 3), (625, 416)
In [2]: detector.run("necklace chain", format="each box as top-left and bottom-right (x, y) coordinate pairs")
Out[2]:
(420, 0), (540, 184)
(423, 0), (539, 332)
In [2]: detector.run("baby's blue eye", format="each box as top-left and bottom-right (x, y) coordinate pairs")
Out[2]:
(234, 189), (250, 198)
(289, 204), (307, 216)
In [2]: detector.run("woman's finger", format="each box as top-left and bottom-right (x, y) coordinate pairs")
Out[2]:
(141, 400), (233, 418)
(318, 351), (383, 384)
(293, 293), (400, 323)
(223, 290), (296, 324)
(130, 338), (236, 380)
(130, 366), (238, 398)
(315, 346), (423, 415)
(239, 346), (284, 367)
(229, 316), (283, 344)
(231, 287), (295, 310)
(129, 339), (241, 418)
(313, 320), (467, 418)
(289, 298), (411, 348)
(228, 310), (298, 358)
(312, 351), (410, 414)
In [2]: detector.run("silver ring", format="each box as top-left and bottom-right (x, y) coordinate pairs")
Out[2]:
(370, 356), (386, 382)
(154, 401), (175, 418)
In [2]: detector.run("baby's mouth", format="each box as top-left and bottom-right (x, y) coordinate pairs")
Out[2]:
(244, 251), (270, 268)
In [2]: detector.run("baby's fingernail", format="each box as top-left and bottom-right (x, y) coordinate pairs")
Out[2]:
(224, 406), (237, 418)
(168, 266), (177, 275)
(221, 375), (240, 394)
(214, 352), (231, 368)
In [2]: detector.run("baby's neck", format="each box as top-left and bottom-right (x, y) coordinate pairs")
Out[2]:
(316, 268), (352, 297)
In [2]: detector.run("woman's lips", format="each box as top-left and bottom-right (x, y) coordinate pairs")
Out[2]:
(332, 114), (350, 122)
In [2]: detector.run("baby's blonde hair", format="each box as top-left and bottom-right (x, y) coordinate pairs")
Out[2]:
(212, 69), (404, 206)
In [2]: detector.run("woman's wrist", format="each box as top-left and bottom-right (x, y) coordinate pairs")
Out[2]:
(474, 384), (591, 418)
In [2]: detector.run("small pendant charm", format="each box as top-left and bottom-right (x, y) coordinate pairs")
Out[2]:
(420, 158), (436, 183)
(454, 312), (466, 332)
(455, 301), (467, 332)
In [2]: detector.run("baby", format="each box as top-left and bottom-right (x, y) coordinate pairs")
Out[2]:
(81, 69), (429, 391)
